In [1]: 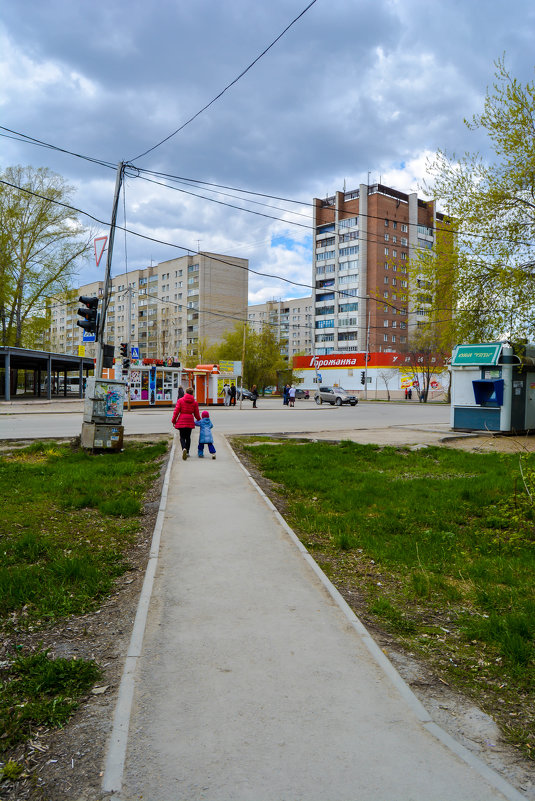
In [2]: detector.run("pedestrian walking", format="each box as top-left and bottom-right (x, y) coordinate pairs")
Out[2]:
(288, 385), (296, 407)
(229, 383), (236, 406)
(195, 410), (216, 459)
(251, 385), (258, 408)
(404, 387), (408, 400)
(408, 387), (412, 400)
(177, 385), (185, 400)
(171, 386), (201, 460)
(222, 382), (231, 406)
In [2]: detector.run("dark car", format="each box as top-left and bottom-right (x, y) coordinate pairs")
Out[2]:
(295, 388), (310, 399)
(236, 387), (254, 400)
(314, 386), (358, 406)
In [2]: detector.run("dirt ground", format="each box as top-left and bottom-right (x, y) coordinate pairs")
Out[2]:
(1, 431), (534, 800)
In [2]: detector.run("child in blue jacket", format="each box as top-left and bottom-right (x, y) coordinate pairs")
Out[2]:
(195, 410), (216, 459)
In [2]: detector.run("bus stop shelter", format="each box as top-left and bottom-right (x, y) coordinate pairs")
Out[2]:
(0, 347), (95, 401)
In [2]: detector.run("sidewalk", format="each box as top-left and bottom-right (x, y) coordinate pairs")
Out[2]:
(103, 434), (523, 801)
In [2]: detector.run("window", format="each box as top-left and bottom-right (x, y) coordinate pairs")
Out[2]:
(384, 320), (389, 327)
(392, 236), (397, 244)
(384, 234), (389, 242)
(392, 335), (396, 343)
(383, 291), (389, 298)
(401, 224), (408, 233)
(384, 334), (388, 342)
(316, 250), (336, 261)
(401, 237), (408, 246)
(384, 262), (388, 270)
(316, 318), (334, 329)
(393, 221), (397, 230)
(384, 219), (389, 227)
(384, 247), (389, 255)
(384, 276), (389, 284)
(393, 250), (397, 258)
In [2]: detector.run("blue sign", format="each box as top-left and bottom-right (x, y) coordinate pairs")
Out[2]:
(82, 332), (96, 343)
(131, 346), (139, 358)
(317, 372), (322, 382)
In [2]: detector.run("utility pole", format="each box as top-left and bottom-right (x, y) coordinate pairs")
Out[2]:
(239, 322), (246, 410)
(95, 161), (124, 378)
(364, 304), (371, 401)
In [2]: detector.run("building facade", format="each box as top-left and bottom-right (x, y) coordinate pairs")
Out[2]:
(46, 252), (248, 362)
(247, 296), (314, 360)
(313, 183), (450, 355)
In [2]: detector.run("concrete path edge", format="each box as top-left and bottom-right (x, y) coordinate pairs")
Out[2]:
(226, 437), (526, 801)
(101, 436), (177, 795)
(100, 433), (526, 801)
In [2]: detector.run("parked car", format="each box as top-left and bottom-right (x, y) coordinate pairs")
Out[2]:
(236, 387), (254, 400)
(295, 388), (310, 399)
(314, 386), (358, 406)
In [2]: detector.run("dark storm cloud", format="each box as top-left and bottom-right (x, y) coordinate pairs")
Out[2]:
(1, 0), (535, 295)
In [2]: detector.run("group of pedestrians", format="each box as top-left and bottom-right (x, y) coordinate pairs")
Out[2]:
(283, 384), (296, 407)
(221, 382), (237, 406)
(171, 386), (216, 460)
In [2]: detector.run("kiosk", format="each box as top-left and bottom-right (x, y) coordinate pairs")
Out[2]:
(451, 342), (535, 433)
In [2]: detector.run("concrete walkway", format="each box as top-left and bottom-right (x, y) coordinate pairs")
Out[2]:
(103, 434), (524, 801)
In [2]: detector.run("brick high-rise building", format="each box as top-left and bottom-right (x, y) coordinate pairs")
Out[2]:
(313, 183), (450, 354)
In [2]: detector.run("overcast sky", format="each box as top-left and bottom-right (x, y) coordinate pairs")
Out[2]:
(1, 0), (534, 304)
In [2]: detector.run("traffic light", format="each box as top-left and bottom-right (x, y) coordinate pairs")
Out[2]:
(122, 358), (130, 371)
(360, 371), (365, 385)
(77, 296), (99, 339)
(120, 343), (128, 358)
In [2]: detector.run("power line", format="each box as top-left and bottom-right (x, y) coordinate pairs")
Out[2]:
(0, 126), (116, 170)
(128, 0), (318, 162)
(3, 178), (530, 322)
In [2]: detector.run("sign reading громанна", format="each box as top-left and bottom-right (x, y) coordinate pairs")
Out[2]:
(451, 343), (502, 366)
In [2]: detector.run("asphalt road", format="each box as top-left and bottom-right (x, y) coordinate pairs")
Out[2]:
(0, 398), (451, 441)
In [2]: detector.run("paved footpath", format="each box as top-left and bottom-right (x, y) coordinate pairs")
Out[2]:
(103, 433), (524, 801)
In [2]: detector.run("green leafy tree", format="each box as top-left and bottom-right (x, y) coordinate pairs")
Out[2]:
(0, 165), (92, 347)
(214, 323), (287, 390)
(422, 57), (535, 342)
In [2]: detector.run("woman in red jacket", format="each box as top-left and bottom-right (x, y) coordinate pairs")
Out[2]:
(172, 386), (201, 460)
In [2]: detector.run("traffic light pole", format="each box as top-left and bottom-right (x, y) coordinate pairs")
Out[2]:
(95, 161), (124, 379)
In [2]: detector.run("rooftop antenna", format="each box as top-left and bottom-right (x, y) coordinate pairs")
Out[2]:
(343, 178), (346, 193)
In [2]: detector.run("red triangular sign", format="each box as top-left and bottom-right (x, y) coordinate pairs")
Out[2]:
(94, 236), (108, 266)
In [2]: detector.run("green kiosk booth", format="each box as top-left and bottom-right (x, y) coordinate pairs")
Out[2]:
(451, 342), (535, 433)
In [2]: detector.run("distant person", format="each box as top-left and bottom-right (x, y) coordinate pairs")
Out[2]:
(177, 385), (185, 400)
(229, 383), (236, 406)
(288, 385), (296, 407)
(195, 410), (216, 459)
(222, 382), (231, 406)
(404, 387), (408, 400)
(283, 384), (290, 406)
(172, 386), (201, 460)
(251, 385), (258, 408)
(408, 387), (412, 400)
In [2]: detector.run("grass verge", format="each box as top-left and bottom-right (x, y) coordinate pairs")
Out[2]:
(0, 438), (168, 753)
(233, 437), (535, 760)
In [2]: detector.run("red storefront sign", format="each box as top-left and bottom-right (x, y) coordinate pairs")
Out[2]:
(293, 352), (445, 369)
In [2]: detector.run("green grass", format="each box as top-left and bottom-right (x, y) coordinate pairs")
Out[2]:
(235, 438), (535, 758)
(0, 439), (168, 753)
(0, 649), (101, 751)
(0, 439), (167, 623)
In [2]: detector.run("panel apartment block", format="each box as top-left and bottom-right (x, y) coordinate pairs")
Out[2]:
(46, 251), (248, 362)
(247, 296), (314, 359)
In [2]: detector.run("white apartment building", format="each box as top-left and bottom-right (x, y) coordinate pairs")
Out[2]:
(247, 296), (314, 359)
(46, 252), (248, 362)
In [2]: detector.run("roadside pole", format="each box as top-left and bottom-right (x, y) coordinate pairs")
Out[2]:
(95, 161), (124, 379)
(364, 308), (370, 401)
(239, 322), (246, 410)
